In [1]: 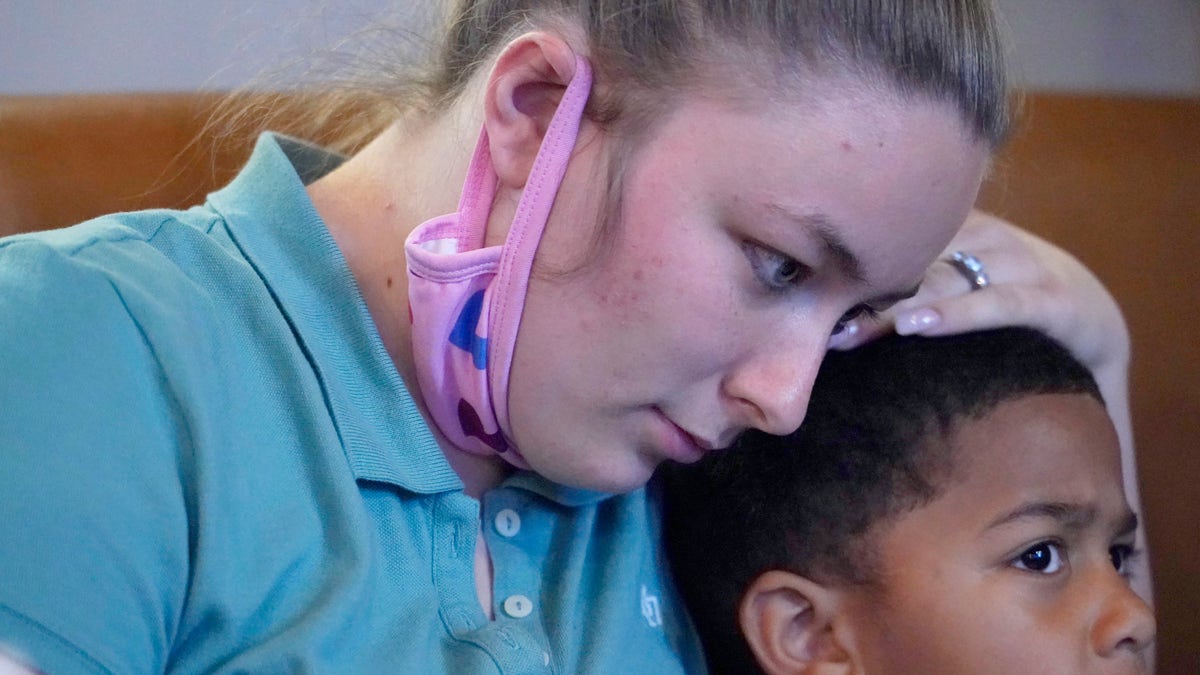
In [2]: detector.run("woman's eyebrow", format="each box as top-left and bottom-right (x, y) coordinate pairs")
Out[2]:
(766, 203), (924, 300)
(766, 203), (867, 284)
(766, 203), (923, 304)
(871, 283), (923, 308)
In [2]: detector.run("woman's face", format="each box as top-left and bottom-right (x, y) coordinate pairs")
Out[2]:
(508, 84), (989, 493)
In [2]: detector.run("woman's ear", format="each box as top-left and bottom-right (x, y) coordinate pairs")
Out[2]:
(738, 570), (860, 675)
(482, 32), (580, 189)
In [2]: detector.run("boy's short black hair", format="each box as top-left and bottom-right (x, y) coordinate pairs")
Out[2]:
(661, 327), (1104, 674)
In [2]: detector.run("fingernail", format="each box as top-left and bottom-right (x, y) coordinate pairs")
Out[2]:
(895, 308), (941, 335)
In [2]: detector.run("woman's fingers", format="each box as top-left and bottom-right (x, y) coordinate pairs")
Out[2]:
(896, 281), (1053, 336)
(833, 209), (1130, 377)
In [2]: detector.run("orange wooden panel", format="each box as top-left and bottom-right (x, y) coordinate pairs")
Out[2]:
(978, 93), (1200, 675)
(0, 93), (248, 235)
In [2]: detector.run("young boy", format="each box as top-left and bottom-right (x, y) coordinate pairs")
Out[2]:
(662, 328), (1155, 674)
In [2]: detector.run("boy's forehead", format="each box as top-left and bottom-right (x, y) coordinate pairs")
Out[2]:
(861, 392), (1130, 583)
(932, 393), (1127, 524)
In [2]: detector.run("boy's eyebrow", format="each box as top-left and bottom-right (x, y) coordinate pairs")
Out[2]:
(1115, 510), (1141, 537)
(987, 501), (1141, 536)
(987, 501), (1097, 531)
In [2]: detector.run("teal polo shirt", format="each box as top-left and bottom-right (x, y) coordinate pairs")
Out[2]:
(0, 134), (706, 674)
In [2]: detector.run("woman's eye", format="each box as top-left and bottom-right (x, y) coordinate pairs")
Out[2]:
(743, 243), (809, 291)
(773, 258), (804, 286)
(1012, 542), (1065, 574)
(831, 304), (879, 336)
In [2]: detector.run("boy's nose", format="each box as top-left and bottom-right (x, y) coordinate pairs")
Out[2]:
(722, 333), (826, 436)
(1092, 577), (1156, 662)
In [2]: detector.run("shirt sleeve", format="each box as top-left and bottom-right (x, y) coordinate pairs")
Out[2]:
(0, 237), (191, 674)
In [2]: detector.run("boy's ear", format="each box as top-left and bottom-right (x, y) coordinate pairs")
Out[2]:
(738, 570), (860, 675)
(482, 31), (580, 190)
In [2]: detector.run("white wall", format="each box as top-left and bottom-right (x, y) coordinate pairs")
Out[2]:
(1, 0), (1198, 96)
(998, 0), (1200, 95)
(0, 1), (421, 94)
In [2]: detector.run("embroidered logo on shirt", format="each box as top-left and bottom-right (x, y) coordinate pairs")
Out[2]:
(640, 585), (663, 628)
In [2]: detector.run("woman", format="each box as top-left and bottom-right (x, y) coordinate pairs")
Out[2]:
(0, 1), (1141, 672)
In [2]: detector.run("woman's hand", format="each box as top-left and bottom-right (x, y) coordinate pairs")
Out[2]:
(834, 209), (1130, 379)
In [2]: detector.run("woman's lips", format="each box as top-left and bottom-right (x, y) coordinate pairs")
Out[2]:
(652, 407), (712, 463)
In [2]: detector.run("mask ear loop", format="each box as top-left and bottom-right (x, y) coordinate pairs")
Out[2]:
(446, 129), (499, 253)
(487, 55), (594, 444)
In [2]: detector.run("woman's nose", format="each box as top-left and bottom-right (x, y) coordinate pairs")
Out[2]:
(1092, 575), (1156, 662)
(722, 334), (827, 436)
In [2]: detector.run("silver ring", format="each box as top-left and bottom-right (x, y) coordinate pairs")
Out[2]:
(947, 251), (990, 291)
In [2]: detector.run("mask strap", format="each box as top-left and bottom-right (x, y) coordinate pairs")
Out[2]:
(488, 55), (593, 440)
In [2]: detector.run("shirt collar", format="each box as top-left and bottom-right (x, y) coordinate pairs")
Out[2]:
(502, 471), (617, 507)
(207, 133), (462, 494)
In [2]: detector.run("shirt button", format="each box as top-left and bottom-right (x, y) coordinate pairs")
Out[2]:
(494, 508), (521, 537)
(503, 594), (533, 618)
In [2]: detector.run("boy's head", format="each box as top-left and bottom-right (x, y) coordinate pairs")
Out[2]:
(663, 327), (1154, 674)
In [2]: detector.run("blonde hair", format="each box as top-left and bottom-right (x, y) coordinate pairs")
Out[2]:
(213, 0), (1010, 156)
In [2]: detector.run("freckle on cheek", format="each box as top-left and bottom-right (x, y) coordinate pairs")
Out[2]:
(386, 276), (394, 288)
(633, 269), (644, 282)
(840, 140), (854, 152)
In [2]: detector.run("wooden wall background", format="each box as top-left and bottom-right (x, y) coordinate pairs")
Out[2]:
(1, 92), (1198, 673)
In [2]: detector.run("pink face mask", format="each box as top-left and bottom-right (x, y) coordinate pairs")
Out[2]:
(405, 56), (593, 467)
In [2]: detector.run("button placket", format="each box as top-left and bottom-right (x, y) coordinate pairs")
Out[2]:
(492, 504), (534, 620)
(485, 493), (542, 624)
(502, 593), (534, 618)
(494, 508), (521, 538)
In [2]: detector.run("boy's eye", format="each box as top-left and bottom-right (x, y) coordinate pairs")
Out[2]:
(742, 243), (810, 292)
(1013, 542), (1065, 574)
(1109, 544), (1136, 575)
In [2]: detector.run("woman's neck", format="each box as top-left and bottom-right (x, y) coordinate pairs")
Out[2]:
(306, 113), (512, 497)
